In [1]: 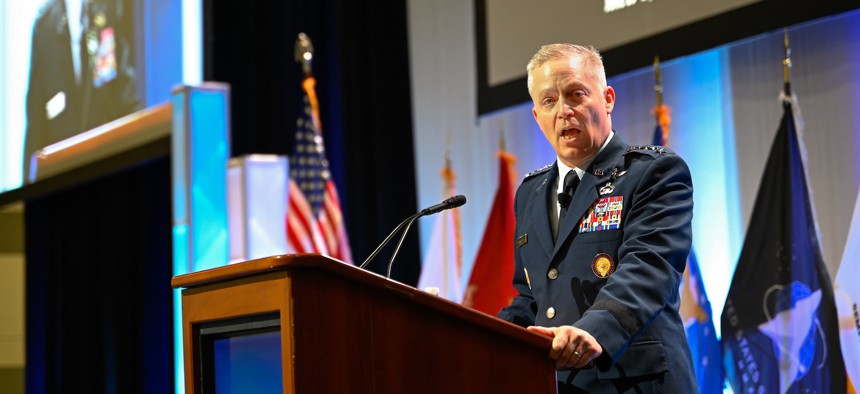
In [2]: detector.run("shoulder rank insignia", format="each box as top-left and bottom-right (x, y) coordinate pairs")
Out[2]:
(524, 163), (553, 180)
(626, 145), (668, 155)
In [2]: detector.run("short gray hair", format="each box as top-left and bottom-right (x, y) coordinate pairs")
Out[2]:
(526, 43), (606, 95)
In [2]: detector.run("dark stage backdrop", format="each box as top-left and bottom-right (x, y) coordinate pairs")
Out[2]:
(204, 0), (421, 283)
(25, 158), (174, 394)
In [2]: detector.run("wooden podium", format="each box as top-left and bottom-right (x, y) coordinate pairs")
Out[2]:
(171, 254), (557, 393)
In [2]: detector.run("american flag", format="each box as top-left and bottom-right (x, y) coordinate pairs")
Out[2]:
(286, 77), (353, 263)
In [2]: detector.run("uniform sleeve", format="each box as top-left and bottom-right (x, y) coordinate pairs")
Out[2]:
(497, 253), (537, 327)
(498, 185), (537, 327)
(574, 152), (693, 363)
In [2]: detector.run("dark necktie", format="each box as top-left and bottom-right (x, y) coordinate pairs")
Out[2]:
(558, 170), (579, 226)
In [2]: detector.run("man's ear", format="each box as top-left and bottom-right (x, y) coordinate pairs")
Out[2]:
(604, 86), (616, 114)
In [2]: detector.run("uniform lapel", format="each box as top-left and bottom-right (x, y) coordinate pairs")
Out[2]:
(552, 134), (627, 258)
(524, 165), (556, 260)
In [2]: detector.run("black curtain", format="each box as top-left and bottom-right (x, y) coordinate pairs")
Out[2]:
(205, 0), (421, 283)
(25, 158), (173, 394)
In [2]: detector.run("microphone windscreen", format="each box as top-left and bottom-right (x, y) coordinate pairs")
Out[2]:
(448, 194), (466, 208)
(558, 193), (572, 209)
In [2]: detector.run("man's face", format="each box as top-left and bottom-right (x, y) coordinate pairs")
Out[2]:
(530, 56), (615, 168)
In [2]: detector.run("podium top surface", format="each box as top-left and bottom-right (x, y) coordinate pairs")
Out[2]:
(171, 254), (349, 288)
(171, 254), (553, 351)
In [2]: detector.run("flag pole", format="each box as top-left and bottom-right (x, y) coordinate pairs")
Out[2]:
(783, 29), (792, 96)
(499, 118), (506, 152)
(653, 56), (663, 110)
(295, 32), (314, 77)
(445, 130), (453, 177)
(294, 33), (322, 132)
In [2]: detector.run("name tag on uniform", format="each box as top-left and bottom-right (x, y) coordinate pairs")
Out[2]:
(579, 196), (623, 233)
(515, 233), (528, 248)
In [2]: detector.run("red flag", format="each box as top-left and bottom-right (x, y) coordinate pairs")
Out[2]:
(286, 77), (353, 263)
(463, 151), (518, 314)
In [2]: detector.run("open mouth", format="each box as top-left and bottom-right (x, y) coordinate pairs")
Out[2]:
(561, 127), (580, 140)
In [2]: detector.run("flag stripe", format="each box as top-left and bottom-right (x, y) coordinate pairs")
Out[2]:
(287, 181), (316, 253)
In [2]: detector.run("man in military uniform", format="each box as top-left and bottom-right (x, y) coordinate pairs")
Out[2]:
(498, 43), (697, 393)
(24, 0), (139, 181)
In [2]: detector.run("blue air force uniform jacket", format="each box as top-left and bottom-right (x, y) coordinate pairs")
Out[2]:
(498, 133), (698, 393)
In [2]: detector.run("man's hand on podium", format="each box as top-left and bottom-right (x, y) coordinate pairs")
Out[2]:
(527, 325), (603, 369)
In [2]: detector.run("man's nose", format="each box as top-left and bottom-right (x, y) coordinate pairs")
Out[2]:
(557, 101), (574, 119)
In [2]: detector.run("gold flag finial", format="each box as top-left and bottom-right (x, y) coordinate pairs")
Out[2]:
(653, 56), (663, 108)
(783, 29), (792, 95)
(295, 33), (314, 77)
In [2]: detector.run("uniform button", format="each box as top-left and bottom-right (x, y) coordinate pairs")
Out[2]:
(547, 268), (559, 280)
(546, 307), (556, 319)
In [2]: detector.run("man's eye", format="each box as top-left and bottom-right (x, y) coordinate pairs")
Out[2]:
(542, 98), (556, 106)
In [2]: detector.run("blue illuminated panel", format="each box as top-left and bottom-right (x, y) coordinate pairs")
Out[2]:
(213, 331), (283, 393)
(188, 87), (230, 271)
(171, 83), (230, 274)
(172, 83), (231, 393)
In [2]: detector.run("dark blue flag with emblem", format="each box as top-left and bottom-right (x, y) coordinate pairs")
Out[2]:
(653, 103), (724, 393)
(720, 98), (846, 393)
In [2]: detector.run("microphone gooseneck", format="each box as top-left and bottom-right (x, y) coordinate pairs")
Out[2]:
(359, 195), (467, 279)
(358, 211), (421, 270)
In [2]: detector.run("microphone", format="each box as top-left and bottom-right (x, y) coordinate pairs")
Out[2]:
(420, 194), (466, 215)
(558, 192), (572, 209)
(359, 195), (467, 279)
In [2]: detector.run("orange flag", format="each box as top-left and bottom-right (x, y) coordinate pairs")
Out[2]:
(417, 161), (463, 302)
